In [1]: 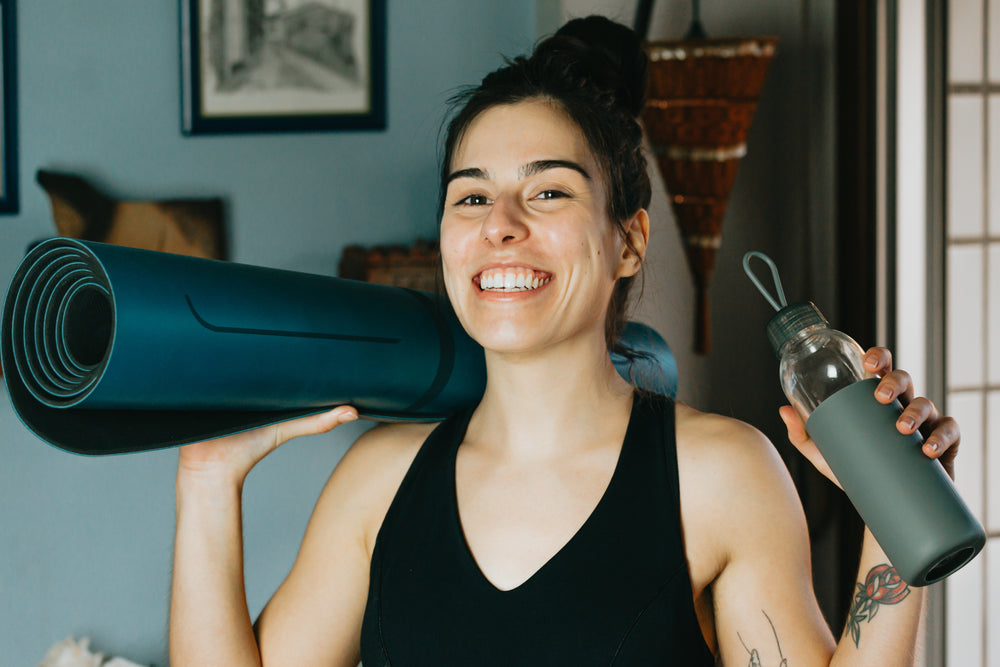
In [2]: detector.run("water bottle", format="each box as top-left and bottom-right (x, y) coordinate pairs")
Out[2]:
(744, 251), (985, 586)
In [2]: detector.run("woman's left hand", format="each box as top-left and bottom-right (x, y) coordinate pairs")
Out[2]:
(779, 346), (960, 485)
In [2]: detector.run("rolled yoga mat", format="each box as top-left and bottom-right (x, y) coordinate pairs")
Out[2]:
(2, 238), (677, 455)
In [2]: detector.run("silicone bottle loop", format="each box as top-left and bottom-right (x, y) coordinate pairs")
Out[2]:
(742, 251), (788, 313)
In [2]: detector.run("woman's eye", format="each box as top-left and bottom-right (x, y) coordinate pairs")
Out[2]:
(534, 190), (568, 201)
(456, 194), (492, 206)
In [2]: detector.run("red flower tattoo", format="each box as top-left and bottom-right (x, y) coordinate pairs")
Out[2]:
(846, 564), (911, 647)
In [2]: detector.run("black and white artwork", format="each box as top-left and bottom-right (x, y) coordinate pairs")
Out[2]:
(181, 0), (385, 134)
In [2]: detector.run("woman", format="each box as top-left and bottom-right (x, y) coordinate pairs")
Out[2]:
(169, 16), (959, 666)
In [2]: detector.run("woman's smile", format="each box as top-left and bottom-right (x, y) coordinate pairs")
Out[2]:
(475, 267), (553, 293)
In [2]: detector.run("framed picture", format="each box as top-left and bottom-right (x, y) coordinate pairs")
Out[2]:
(0, 0), (17, 213)
(180, 0), (386, 135)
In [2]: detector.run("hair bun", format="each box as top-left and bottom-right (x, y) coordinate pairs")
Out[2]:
(549, 15), (647, 117)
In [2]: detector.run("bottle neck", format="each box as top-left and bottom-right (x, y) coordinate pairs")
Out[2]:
(777, 323), (829, 358)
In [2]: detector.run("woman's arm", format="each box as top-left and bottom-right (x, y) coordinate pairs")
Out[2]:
(703, 348), (958, 666)
(171, 467), (260, 666)
(168, 406), (359, 666)
(253, 420), (430, 664)
(708, 477), (928, 666)
(831, 529), (927, 664)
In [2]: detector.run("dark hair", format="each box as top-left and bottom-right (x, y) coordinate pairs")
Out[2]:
(438, 16), (651, 354)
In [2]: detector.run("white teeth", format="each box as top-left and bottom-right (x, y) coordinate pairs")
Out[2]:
(478, 268), (551, 292)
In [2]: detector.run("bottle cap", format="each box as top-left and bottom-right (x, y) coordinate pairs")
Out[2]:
(766, 301), (829, 357)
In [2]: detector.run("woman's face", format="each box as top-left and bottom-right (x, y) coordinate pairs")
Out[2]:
(440, 99), (643, 356)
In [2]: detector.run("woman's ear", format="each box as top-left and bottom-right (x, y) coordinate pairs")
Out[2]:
(615, 209), (650, 279)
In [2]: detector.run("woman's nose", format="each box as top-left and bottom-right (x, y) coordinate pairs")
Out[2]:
(480, 197), (527, 246)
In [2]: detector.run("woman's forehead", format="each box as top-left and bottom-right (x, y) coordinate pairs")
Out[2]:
(451, 100), (596, 172)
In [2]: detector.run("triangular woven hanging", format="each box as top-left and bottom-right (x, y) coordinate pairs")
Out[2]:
(641, 34), (777, 354)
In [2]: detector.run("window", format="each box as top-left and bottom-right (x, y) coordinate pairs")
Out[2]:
(942, 1), (1000, 664)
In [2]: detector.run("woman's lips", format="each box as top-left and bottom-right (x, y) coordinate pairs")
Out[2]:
(474, 267), (553, 292)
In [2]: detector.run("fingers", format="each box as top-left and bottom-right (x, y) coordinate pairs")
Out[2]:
(866, 345), (915, 405)
(889, 388), (960, 479)
(273, 406), (358, 445)
(895, 395), (950, 454)
(864, 346), (957, 461)
(920, 415), (961, 460)
(779, 405), (809, 447)
(863, 347), (893, 376)
(179, 406), (359, 484)
(895, 396), (938, 435)
(873, 370), (915, 406)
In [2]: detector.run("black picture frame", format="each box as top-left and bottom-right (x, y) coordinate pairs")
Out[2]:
(0, 0), (18, 213)
(180, 0), (386, 135)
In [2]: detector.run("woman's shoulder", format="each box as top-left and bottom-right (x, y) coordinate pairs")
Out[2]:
(672, 403), (806, 590)
(672, 402), (797, 506)
(674, 403), (774, 459)
(318, 420), (441, 555)
(337, 420), (440, 499)
(348, 420), (440, 464)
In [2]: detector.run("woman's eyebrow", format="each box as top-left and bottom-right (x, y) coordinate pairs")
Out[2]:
(521, 159), (591, 180)
(446, 159), (591, 185)
(446, 167), (489, 185)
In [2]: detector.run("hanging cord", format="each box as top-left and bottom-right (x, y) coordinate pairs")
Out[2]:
(742, 251), (788, 313)
(685, 0), (708, 39)
(633, 0), (654, 40)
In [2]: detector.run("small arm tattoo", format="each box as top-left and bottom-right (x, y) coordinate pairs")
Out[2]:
(845, 563), (911, 647)
(737, 610), (788, 667)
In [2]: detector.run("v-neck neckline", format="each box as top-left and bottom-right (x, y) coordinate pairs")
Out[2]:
(448, 395), (639, 595)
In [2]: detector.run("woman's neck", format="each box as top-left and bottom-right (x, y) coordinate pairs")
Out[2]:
(467, 331), (635, 460)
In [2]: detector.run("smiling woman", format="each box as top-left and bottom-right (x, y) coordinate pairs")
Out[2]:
(437, 22), (651, 357)
(438, 99), (645, 357)
(169, 15), (962, 667)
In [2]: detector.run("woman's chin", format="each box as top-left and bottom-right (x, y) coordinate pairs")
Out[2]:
(475, 330), (546, 356)
(472, 323), (602, 359)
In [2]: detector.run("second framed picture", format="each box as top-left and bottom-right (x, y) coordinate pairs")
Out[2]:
(180, 0), (386, 135)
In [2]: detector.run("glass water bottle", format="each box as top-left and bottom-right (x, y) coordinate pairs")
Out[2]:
(747, 253), (985, 586)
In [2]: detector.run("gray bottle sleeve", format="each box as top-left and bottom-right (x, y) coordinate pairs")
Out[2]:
(805, 378), (984, 586)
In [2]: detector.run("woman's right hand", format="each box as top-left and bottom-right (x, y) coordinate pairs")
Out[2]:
(176, 405), (359, 487)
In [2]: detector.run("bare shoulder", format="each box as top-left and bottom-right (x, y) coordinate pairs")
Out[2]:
(674, 403), (784, 480)
(673, 404), (805, 584)
(315, 420), (439, 554)
(673, 402), (799, 510)
(343, 420), (438, 475)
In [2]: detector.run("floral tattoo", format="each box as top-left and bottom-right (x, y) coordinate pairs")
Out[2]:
(845, 563), (910, 647)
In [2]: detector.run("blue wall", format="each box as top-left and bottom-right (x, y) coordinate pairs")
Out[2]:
(0, 2), (534, 664)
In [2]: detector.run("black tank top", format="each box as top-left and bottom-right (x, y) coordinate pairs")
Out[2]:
(360, 393), (716, 666)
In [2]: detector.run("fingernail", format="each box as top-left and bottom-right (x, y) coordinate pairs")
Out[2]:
(865, 354), (879, 367)
(924, 440), (940, 455)
(899, 416), (915, 431)
(877, 387), (894, 401)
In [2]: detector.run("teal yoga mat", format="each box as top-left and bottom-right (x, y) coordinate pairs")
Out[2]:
(3, 238), (676, 455)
